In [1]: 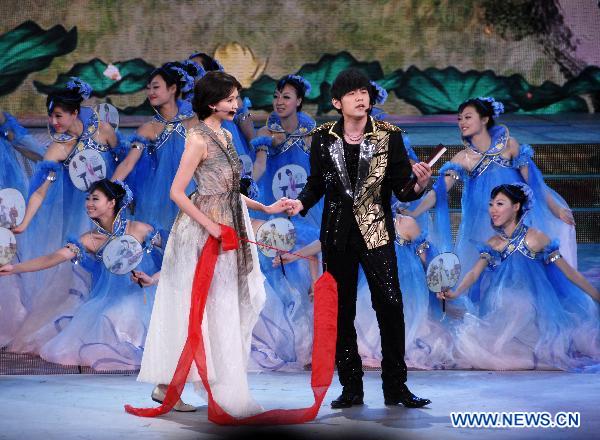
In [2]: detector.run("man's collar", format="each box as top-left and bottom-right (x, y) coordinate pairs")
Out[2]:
(329, 116), (376, 140)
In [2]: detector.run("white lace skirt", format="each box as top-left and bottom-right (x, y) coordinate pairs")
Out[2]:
(138, 199), (266, 417)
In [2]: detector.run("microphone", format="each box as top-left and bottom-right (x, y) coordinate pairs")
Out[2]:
(213, 107), (236, 114)
(397, 143), (447, 199)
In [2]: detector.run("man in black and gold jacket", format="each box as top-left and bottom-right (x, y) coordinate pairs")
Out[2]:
(288, 69), (432, 409)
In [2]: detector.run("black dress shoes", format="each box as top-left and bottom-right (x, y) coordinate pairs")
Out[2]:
(330, 389), (364, 409)
(384, 385), (431, 408)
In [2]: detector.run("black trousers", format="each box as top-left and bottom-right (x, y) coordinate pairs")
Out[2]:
(323, 222), (407, 395)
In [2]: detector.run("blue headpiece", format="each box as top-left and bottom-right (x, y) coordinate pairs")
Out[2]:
(477, 96), (504, 117)
(66, 77), (93, 100)
(370, 81), (388, 105)
(283, 74), (312, 96)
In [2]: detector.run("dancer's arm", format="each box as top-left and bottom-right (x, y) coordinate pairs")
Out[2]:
(438, 257), (488, 300)
(242, 195), (289, 215)
(1, 111), (45, 159)
(404, 151), (464, 217)
(112, 148), (143, 181)
(111, 124), (153, 181)
(0, 246), (78, 275)
(131, 270), (160, 287)
(128, 222), (162, 285)
(251, 127), (271, 181)
(553, 259), (599, 302)
(514, 139), (574, 225)
(406, 174), (458, 217)
(527, 229), (599, 302)
(12, 145), (65, 234)
(273, 239), (321, 267)
(236, 101), (255, 143)
(99, 121), (118, 148)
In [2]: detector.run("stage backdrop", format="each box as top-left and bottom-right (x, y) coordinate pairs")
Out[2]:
(1, 0), (599, 117)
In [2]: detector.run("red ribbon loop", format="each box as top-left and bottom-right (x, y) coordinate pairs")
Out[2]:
(125, 224), (338, 425)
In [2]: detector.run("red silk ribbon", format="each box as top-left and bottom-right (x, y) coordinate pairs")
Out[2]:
(125, 224), (338, 425)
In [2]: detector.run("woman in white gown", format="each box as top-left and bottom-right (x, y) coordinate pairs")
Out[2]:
(134, 71), (289, 417)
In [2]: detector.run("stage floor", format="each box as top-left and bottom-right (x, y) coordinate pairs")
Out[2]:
(1, 370), (598, 439)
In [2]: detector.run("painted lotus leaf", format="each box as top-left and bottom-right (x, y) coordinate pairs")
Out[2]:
(245, 51), (385, 114)
(34, 58), (155, 97)
(0, 21), (77, 96)
(516, 96), (588, 114)
(563, 66), (600, 96)
(376, 71), (404, 93)
(394, 66), (515, 114)
(504, 75), (569, 111)
(298, 51), (384, 114)
(242, 75), (278, 111)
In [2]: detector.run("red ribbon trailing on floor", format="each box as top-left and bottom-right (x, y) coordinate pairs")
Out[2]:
(125, 224), (338, 425)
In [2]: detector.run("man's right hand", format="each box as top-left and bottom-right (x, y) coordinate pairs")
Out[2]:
(286, 199), (303, 216)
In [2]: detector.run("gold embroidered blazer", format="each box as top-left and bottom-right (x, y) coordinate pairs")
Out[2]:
(298, 116), (422, 251)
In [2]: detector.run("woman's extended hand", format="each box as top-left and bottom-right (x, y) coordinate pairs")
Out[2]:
(205, 221), (222, 240)
(272, 252), (299, 267)
(558, 208), (575, 226)
(11, 223), (26, 234)
(131, 270), (156, 287)
(0, 264), (15, 276)
(265, 197), (292, 215)
(437, 289), (459, 300)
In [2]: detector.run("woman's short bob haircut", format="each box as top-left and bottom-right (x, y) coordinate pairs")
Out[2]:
(192, 71), (242, 120)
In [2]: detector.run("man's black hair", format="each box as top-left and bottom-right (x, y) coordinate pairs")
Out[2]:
(330, 68), (377, 113)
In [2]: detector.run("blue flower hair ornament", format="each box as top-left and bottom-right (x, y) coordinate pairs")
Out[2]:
(512, 182), (534, 213)
(66, 77), (93, 100)
(370, 81), (388, 105)
(286, 74), (312, 96)
(113, 179), (134, 209)
(181, 59), (206, 80)
(477, 96), (504, 117)
(172, 67), (195, 94)
(496, 182), (534, 214)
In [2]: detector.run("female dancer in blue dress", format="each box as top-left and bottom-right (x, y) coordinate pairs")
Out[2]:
(438, 184), (599, 371)
(7, 79), (123, 353)
(0, 110), (43, 348)
(406, 97), (577, 289)
(112, 63), (198, 237)
(247, 74), (319, 370)
(13, 78), (121, 238)
(0, 180), (162, 370)
(16, 80), (121, 231)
